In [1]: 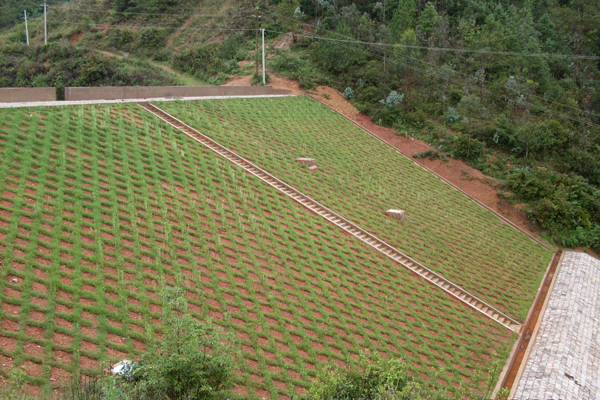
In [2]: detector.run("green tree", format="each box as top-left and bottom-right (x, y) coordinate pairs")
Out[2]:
(417, 2), (440, 38)
(307, 352), (410, 400)
(389, 0), (417, 39)
(131, 287), (240, 400)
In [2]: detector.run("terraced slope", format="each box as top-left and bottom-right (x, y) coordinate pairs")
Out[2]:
(160, 96), (555, 320)
(0, 104), (512, 398)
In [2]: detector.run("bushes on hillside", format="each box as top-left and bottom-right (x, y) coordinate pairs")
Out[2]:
(171, 35), (249, 83)
(506, 167), (600, 249)
(129, 287), (239, 399)
(306, 353), (411, 400)
(51, 287), (240, 400)
(269, 49), (328, 89)
(304, 352), (506, 400)
(0, 42), (178, 98)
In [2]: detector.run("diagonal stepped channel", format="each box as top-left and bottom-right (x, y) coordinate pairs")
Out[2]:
(138, 102), (521, 333)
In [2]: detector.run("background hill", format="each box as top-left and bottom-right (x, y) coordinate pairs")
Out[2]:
(0, 0), (599, 252)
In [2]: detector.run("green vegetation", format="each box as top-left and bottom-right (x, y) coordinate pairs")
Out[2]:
(1, 288), (239, 400)
(266, 0), (600, 251)
(0, 42), (180, 99)
(0, 101), (513, 398)
(130, 287), (239, 399)
(305, 352), (507, 400)
(2, 0), (596, 250)
(307, 352), (411, 400)
(0, 0), (69, 31)
(160, 96), (554, 320)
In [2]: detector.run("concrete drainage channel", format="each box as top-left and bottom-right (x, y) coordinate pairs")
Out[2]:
(492, 250), (562, 395)
(139, 102), (521, 333)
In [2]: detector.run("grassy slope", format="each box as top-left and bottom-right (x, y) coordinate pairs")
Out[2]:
(0, 103), (512, 398)
(160, 96), (555, 321)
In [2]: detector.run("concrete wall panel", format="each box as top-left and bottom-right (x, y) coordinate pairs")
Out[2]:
(65, 86), (290, 101)
(0, 87), (56, 102)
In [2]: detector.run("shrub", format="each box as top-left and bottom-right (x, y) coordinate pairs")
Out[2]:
(306, 353), (507, 400)
(506, 167), (600, 250)
(306, 352), (410, 400)
(357, 85), (382, 104)
(342, 87), (355, 99)
(138, 28), (166, 49)
(403, 110), (427, 128)
(269, 50), (323, 89)
(451, 133), (485, 162)
(130, 287), (240, 400)
(445, 107), (460, 123)
(251, 72), (270, 86)
(413, 149), (447, 161)
(379, 90), (404, 108)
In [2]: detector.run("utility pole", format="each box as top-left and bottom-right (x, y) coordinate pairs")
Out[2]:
(252, 14), (261, 77)
(383, 0), (387, 72)
(43, 0), (47, 45)
(24, 10), (29, 46)
(262, 28), (266, 85)
(255, 25), (259, 75)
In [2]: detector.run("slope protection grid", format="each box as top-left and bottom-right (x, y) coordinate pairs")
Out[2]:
(158, 97), (554, 321)
(0, 103), (513, 397)
(139, 102), (521, 333)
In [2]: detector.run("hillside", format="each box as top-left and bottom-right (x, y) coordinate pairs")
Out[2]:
(0, 0), (599, 251)
(159, 96), (554, 320)
(0, 98), (543, 397)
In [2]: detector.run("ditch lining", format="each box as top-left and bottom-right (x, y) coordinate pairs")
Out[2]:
(493, 250), (562, 395)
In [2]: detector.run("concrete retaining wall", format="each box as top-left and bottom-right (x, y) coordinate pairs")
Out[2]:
(65, 86), (290, 101)
(0, 87), (56, 103)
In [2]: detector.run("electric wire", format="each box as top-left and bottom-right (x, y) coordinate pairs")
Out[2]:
(46, 3), (600, 60)
(258, 14), (599, 127)
(36, 6), (600, 125)
(259, 11), (600, 121)
(44, 19), (256, 32)
(257, 7), (599, 60)
(47, 6), (245, 19)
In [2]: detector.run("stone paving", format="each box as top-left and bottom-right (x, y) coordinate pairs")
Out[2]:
(513, 251), (600, 400)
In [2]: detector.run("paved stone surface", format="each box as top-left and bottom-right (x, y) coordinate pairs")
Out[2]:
(514, 251), (600, 400)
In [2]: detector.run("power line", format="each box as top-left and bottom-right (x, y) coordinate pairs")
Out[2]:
(259, 17), (599, 127)
(43, 1), (234, 13)
(258, 8), (599, 60)
(308, 35), (600, 60)
(327, 35), (600, 128)
(258, 11), (600, 121)
(47, 6), (245, 19)
(39, 7), (599, 125)
(44, 3), (600, 60)
(45, 20), (256, 32)
(282, 28), (600, 119)
(272, 29), (599, 60)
